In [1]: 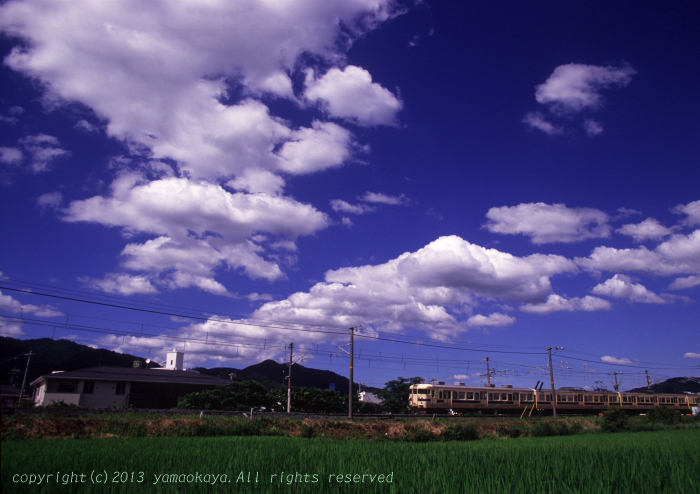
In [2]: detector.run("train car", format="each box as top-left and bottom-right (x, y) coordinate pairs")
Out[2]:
(409, 382), (700, 415)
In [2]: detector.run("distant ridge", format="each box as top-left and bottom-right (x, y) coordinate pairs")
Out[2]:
(0, 337), (377, 393)
(627, 376), (700, 394)
(194, 359), (368, 394)
(0, 336), (159, 386)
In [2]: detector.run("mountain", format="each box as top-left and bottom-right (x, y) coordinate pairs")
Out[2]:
(194, 359), (373, 394)
(1, 337), (378, 394)
(0, 336), (159, 386)
(627, 377), (700, 394)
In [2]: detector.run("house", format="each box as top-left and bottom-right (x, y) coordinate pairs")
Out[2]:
(1, 384), (22, 406)
(31, 350), (230, 409)
(359, 391), (382, 404)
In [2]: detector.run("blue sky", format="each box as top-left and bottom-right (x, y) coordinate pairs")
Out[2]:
(1, 0), (698, 391)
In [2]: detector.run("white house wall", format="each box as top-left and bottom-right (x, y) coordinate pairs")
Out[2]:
(78, 380), (129, 408)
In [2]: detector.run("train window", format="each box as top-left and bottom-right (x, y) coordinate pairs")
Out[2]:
(672, 397), (677, 404)
(458, 392), (465, 400)
(508, 394), (513, 401)
(488, 393), (493, 400)
(679, 398), (685, 404)
(610, 396), (618, 403)
(528, 394), (533, 401)
(467, 392), (473, 400)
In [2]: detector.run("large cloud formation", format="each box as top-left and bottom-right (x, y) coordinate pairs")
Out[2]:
(251, 235), (578, 339)
(1, 0), (404, 294)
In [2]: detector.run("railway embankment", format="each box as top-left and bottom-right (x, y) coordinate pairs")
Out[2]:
(3, 408), (698, 441)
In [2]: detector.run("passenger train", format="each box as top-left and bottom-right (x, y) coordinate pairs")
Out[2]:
(409, 382), (700, 415)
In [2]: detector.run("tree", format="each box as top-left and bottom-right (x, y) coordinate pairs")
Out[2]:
(178, 380), (270, 410)
(376, 377), (423, 414)
(267, 387), (354, 413)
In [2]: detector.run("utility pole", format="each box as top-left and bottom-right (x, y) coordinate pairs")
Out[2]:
(18, 351), (34, 406)
(547, 347), (564, 417)
(349, 327), (354, 419)
(348, 326), (362, 419)
(286, 343), (294, 413)
(610, 372), (622, 392)
(486, 357), (491, 385)
(645, 370), (652, 391)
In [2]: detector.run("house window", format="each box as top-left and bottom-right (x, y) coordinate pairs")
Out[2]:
(83, 381), (95, 394)
(57, 383), (76, 393)
(115, 383), (127, 395)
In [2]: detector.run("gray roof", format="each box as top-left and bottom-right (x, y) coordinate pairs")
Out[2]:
(1, 384), (22, 396)
(31, 367), (230, 387)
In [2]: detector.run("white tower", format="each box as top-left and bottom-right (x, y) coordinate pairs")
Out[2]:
(165, 349), (184, 370)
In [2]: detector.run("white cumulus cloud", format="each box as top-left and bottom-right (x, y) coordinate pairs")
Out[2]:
(668, 275), (700, 290)
(305, 65), (402, 126)
(673, 200), (700, 226)
(252, 235), (578, 339)
(520, 294), (611, 314)
(485, 203), (611, 244)
(617, 218), (673, 242)
(591, 274), (666, 304)
(525, 63), (635, 136)
(577, 230), (700, 276)
(522, 112), (563, 135)
(601, 355), (633, 365)
(535, 63), (636, 114)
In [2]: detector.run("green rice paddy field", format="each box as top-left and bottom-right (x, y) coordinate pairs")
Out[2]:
(3, 429), (699, 494)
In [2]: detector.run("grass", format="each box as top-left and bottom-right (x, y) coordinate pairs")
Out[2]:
(3, 429), (699, 493)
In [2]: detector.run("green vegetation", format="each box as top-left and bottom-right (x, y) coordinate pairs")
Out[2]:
(4, 411), (698, 442)
(3, 430), (698, 493)
(374, 376), (423, 414)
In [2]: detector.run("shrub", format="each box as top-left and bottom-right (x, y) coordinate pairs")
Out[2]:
(413, 429), (438, 442)
(646, 407), (681, 425)
(299, 424), (315, 438)
(497, 423), (526, 438)
(442, 423), (480, 441)
(531, 421), (556, 437)
(601, 407), (630, 433)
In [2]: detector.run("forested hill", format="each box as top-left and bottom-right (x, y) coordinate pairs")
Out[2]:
(1, 337), (378, 393)
(0, 336), (159, 385)
(193, 359), (373, 394)
(627, 377), (700, 394)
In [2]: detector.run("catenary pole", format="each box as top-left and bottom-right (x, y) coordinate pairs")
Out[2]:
(547, 347), (563, 417)
(486, 357), (491, 385)
(287, 342), (294, 413)
(349, 327), (355, 419)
